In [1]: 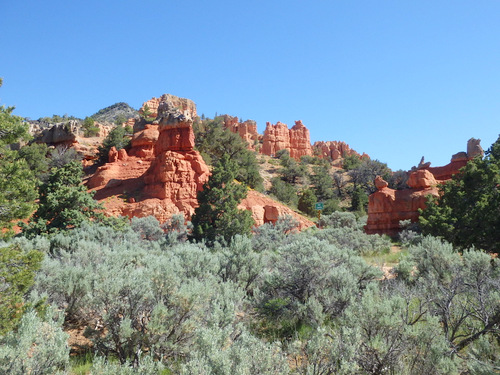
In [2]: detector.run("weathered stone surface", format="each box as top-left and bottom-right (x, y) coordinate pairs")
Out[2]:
(261, 121), (312, 159)
(223, 115), (260, 150)
(407, 169), (436, 189)
(108, 146), (129, 163)
(467, 138), (483, 158)
(38, 121), (78, 145)
(365, 175), (439, 236)
(154, 102), (195, 153)
(366, 138), (484, 236)
(313, 140), (367, 162)
(139, 94), (197, 119)
(239, 190), (315, 230)
(261, 122), (290, 157)
(129, 125), (159, 158)
(422, 138), (484, 181)
(289, 121), (313, 159)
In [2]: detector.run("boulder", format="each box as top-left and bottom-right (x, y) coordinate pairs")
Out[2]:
(239, 190), (315, 230)
(139, 94), (197, 119)
(129, 124), (159, 158)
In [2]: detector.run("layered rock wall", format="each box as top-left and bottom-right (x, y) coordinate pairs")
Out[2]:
(261, 121), (312, 159)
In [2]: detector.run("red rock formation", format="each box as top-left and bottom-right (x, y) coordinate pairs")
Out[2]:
(88, 94), (315, 229)
(289, 121), (313, 159)
(139, 94), (197, 119)
(365, 173), (439, 236)
(239, 190), (315, 230)
(261, 122), (290, 156)
(261, 121), (312, 159)
(313, 140), (367, 162)
(128, 125), (159, 158)
(223, 115), (260, 150)
(365, 138), (484, 236)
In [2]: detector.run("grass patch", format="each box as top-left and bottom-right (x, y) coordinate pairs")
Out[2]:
(363, 246), (408, 268)
(69, 352), (93, 375)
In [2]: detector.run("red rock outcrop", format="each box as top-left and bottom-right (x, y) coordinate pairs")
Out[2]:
(88, 94), (316, 229)
(128, 124), (159, 158)
(261, 121), (312, 159)
(313, 140), (363, 160)
(139, 94), (197, 119)
(223, 115), (260, 150)
(239, 190), (315, 230)
(289, 121), (313, 159)
(90, 95), (210, 219)
(365, 173), (439, 236)
(365, 138), (484, 236)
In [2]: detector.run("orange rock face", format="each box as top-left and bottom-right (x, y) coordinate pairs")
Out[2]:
(239, 190), (315, 230)
(289, 121), (313, 159)
(365, 173), (439, 236)
(313, 140), (367, 163)
(89, 94), (209, 219)
(139, 94), (197, 119)
(365, 138), (484, 236)
(261, 121), (312, 159)
(129, 125), (159, 158)
(223, 115), (260, 150)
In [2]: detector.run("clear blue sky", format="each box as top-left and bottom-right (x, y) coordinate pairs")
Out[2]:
(1, 0), (499, 171)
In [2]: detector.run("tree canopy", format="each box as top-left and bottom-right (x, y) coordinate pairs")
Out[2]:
(22, 161), (105, 237)
(419, 135), (500, 252)
(0, 80), (38, 235)
(190, 155), (254, 246)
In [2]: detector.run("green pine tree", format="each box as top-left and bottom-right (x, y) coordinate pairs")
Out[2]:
(23, 161), (105, 237)
(190, 155), (254, 246)
(0, 79), (38, 236)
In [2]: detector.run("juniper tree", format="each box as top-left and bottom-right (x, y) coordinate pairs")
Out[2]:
(190, 155), (254, 246)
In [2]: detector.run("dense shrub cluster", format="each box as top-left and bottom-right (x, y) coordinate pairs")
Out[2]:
(0, 214), (498, 374)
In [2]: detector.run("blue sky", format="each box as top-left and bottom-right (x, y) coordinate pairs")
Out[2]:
(1, 0), (499, 171)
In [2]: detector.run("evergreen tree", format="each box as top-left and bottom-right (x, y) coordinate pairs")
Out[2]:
(0, 245), (43, 335)
(194, 117), (263, 190)
(298, 188), (317, 216)
(0, 79), (38, 235)
(420, 135), (500, 252)
(310, 165), (334, 201)
(190, 155), (253, 246)
(96, 125), (130, 164)
(22, 161), (105, 237)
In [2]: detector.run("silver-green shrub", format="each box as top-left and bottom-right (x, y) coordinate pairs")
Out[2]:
(0, 308), (69, 375)
(255, 237), (382, 332)
(181, 326), (290, 375)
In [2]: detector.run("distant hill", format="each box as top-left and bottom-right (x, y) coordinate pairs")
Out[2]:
(91, 102), (138, 124)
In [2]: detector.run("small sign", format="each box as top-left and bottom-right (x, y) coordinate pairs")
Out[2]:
(315, 202), (324, 210)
